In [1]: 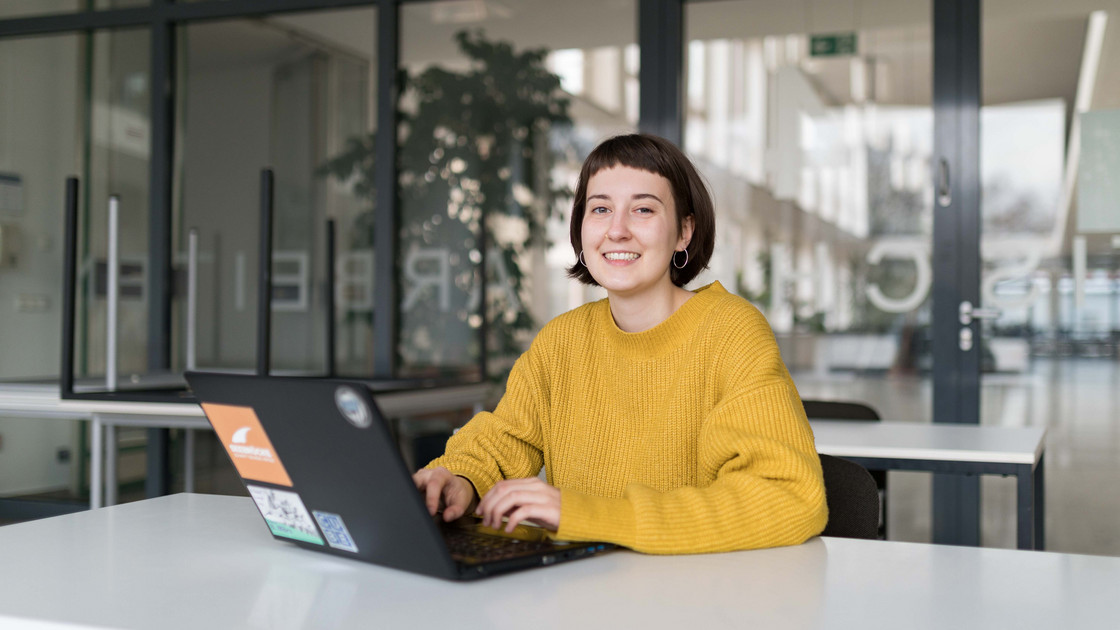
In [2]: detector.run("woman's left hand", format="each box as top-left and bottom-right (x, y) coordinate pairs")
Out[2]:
(476, 478), (561, 533)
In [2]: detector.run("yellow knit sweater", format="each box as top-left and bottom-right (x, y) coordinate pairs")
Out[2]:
(427, 281), (827, 554)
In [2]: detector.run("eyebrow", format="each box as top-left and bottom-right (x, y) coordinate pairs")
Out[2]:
(587, 193), (664, 203)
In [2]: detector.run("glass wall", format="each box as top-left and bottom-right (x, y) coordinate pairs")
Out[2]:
(0, 27), (149, 502)
(173, 7), (377, 376)
(397, 0), (638, 379)
(980, 0), (1120, 555)
(0, 32), (84, 502)
(686, 0), (933, 411)
(0, 33), (83, 382)
(0, 27), (152, 386)
(80, 27), (152, 384)
(685, 0), (934, 539)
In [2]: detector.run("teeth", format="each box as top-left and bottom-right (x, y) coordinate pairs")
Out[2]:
(604, 252), (639, 261)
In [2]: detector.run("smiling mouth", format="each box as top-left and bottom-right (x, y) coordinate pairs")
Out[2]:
(603, 252), (640, 261)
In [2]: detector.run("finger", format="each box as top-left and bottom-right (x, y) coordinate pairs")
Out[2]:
(503, 506), (532, 532)
(504, 505), (551, 533)
(476, 484), (506, 527)
(478, 478), (534, 515)
(486, 489), (547, 530)
(412, 469), (429, 490)
(424, 475), (446, 516)
(484, 488), (526, 529)
(442, 481), (469, 521)
(478, 479), (549, 527)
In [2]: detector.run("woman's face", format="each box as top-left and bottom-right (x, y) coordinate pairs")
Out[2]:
(580, 166), (693, 301)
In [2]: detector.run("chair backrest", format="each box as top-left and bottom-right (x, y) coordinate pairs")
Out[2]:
(803, 399), (881, 422)
(818, 454), (880, 540)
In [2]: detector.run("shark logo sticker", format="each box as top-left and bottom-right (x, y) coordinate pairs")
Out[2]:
(232, 426), (251, 444)
(201, 403), (292, 487)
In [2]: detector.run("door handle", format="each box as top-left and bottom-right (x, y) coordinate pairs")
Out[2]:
(937, 158), (951, 208)
(959, 300), (1001, 325)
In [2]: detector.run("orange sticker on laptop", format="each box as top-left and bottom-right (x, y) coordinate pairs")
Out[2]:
(201, 403), (293, 487)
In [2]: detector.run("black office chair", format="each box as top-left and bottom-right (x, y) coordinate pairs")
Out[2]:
(818, 454), (881, 540)
(803, 399), (888, 539)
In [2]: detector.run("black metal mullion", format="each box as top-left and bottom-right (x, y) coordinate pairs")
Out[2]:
(147, 5), (173, 374)
(145, 0), (175, 499)
(638, 0), (684, 145)
(165, 0), (375, 23)
(931, 0), (982, 547)
(0, 8), (149, 36)
(0, 0), (380, 36)
(373, 0), (398, 379)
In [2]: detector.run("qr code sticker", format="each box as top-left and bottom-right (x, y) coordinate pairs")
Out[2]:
(313, 510), (360, 553)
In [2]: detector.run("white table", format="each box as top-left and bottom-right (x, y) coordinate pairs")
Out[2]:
(811, 420), (1047, 550)
(0, 493), (1115, 630)
(0, 383), (494, 509)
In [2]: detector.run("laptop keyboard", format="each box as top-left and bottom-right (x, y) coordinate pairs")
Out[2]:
(443, 528), (556, 563)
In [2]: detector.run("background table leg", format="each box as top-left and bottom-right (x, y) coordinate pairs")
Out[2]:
(90, 417), (103, 510)
(105, 424), (117, 506)
(1017, 463), (1034, 550)
(184, 429), (195, 493)
(1034, 456), (1045, 550)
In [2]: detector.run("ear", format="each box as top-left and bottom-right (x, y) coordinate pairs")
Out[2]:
(678, 214), (695, 251)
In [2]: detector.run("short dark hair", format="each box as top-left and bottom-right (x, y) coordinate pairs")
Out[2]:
(566, 133), (715, 287)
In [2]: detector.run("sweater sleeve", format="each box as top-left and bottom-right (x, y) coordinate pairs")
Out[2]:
(555, 337), (828, 555)
(423, 339), (548, 499)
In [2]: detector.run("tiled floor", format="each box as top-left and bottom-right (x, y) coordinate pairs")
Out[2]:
(793, 357), (1120, 556)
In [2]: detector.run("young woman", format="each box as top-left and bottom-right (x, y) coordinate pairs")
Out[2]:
(413, 134), (826, 554)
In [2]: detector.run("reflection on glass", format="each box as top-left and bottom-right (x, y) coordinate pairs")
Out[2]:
(980, 6), (1112, 358)
(81, 28), (152, 382)
(0, 29), (147, 506)
(688, 11), (933, 335)
(174, 8), (376, 376)
(396, 1), (637, 379)
(0, 33), (82, 381)
(685, 1), (934, 412)
(978, 2), (1120, 554)
(0, 29), (150, 383)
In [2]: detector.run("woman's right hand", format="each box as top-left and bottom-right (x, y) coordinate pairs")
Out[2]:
(412, 466), (478, 521)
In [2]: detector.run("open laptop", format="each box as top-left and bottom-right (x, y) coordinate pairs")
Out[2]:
(184, 371), (614, 580)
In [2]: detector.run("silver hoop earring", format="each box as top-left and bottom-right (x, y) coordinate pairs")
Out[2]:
(579, 250), (586, 267)
(672, 249), (689, 269)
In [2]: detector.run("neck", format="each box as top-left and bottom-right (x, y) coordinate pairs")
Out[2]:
(608, 285), (694, 333)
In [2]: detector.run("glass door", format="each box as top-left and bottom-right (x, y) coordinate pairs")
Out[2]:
(685, 0), (936, 541)
(172, 7), (378, 377)
(978, 0), (1120, 554)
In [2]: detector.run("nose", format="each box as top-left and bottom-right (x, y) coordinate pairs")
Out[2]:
(606, 210), (631, 240)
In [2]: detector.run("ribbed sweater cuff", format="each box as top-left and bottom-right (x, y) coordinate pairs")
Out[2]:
(425, 458), (500, 501)
(557, 489), (635, 546)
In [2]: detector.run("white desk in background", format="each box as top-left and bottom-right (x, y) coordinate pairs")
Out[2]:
(0, 383), (493, 510)
(0, 493), (1114, 630)
(1, 386), (1046, 550)
(811, 420), (1047, 551)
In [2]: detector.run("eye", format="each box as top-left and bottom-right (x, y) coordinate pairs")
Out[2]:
(634, 206), (654, 214)
(589, 206), (610, 214)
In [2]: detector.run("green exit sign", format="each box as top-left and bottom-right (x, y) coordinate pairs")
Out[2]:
(810, 33), (858, 57)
